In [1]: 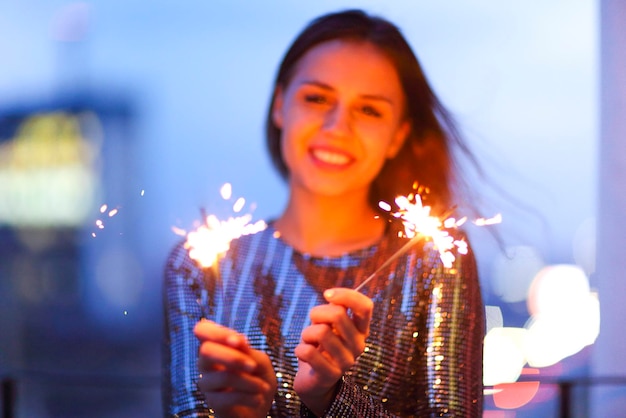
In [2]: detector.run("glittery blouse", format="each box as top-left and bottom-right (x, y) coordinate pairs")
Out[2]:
(162, 222), (484, 417)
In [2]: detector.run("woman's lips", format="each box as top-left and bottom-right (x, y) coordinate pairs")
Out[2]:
(309, 146), (354, 168)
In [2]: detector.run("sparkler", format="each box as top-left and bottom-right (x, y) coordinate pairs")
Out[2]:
(177, 183), (498, 295)
(175, 183), (266, 269)
(354, 191), (501, 292)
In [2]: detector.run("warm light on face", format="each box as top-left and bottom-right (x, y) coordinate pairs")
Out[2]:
(274, 40), (409, 199)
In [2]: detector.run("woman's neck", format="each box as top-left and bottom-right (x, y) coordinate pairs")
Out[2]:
(274, 189), (386, 256)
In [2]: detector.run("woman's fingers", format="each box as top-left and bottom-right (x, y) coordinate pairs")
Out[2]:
(203, 391), (266, 410)
(194, 319), (250, 352)
(199, 368), (271, 411)
(198, 340), (257, 373)
(306, 288), (373, 358)
(294, 340), (342, 380)
(307, 307), (365, 359)
(294, 289), (374, 412)
(195, 319), (258, 373)
(300, 323), (355, 370)
(193, 319), (278, 417)
(198, 348), (277, 417)
(198, 368), (271, 395)
(323, 288), (373, 334)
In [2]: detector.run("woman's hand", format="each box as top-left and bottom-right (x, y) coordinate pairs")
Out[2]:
(294, 287), (374, 415)
(194, 320), (277, 418)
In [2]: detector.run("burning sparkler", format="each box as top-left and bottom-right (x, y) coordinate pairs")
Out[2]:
(177, 183), (498, 294)
(174, 183), (267, 269)
(354, 191), (501, 292)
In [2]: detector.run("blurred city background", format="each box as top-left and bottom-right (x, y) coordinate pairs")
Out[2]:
(1, 1), (623, 417)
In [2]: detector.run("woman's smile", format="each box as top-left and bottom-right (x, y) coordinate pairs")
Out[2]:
(309, 145), (354, 169)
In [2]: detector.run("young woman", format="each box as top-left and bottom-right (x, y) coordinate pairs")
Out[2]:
(163, 9), (484, 417)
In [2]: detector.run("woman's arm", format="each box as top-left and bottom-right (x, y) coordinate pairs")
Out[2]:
(420, 245), (484, 416)
(300, 244), (484, 418)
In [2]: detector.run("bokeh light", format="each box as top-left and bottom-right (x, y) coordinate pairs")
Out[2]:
(483, 327), (527, 386)
(0, 112), (102, 227)
(493, 381), (541, 410)
(485, 305), (504, 332)
(484, 264), (600, 383)
(524, 265), (599, 368)
(527, 264), (590, 316)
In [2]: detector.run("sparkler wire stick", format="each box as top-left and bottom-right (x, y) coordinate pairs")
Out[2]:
(353, 234), (422, 293)
(353, 204), (460, 293)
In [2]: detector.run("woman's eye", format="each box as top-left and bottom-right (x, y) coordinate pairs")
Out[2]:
(361, 105), (382, 117)
(304, 94), (327, 104)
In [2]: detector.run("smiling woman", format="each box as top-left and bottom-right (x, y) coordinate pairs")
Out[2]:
(271, 39), (410, 254)
(163, 9), (484, 417)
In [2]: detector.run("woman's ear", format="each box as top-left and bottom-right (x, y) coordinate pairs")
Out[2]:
(272, 86), (285, 129)
(386, 120), (411, 159)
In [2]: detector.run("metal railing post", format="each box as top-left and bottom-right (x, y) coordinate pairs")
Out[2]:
(1, 378), (16, 418)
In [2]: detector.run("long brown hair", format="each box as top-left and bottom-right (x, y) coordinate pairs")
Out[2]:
(265, 9), (477, 216)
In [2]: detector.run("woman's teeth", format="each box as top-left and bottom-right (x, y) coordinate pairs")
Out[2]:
(312, 149), (350, 165)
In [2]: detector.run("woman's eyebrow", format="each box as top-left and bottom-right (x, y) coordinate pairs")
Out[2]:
(299, 80), (394, 104)
(360, 94), (393, 105)
(299, 80), (334, 90)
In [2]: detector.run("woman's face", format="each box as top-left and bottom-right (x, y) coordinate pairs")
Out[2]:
(272, 39), (410, 200)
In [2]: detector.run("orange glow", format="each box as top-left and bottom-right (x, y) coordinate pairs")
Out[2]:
(181, 184), (266, 268)
(521, 368), (540, 375)
(493, 381), (540, 409)
(385, 193), (468, 268)
(483, 411), (516, 418)
(356, 191), (500, 292)
(184, 214), (266, 268)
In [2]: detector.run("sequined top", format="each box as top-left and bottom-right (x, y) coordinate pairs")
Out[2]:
(163, 222), (484, 417)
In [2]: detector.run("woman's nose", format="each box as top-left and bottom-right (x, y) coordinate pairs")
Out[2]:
(323, 104), (352, 136)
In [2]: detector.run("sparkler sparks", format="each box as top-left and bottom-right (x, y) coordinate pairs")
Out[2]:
(175, 183), (267, 269)
(91, 203), (121, 237)
(390, 193), (467, 268)
(180, 214), (266, 268)
(354, 191), (501, 292)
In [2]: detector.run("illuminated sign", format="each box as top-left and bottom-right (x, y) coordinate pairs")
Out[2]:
(0, 111), (102, 227)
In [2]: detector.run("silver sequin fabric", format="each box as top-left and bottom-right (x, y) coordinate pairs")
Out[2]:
(162, 222), (484, 417)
